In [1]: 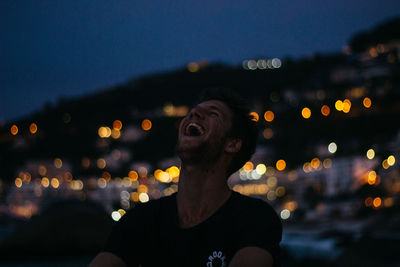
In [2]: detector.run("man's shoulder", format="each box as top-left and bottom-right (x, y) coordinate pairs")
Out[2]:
(123, 193), (176, 219)
(231, 192), (281, 227)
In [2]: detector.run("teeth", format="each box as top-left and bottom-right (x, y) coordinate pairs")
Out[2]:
(186, 122), (204, 136)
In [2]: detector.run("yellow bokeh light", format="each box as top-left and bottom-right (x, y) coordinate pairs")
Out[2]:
(51, 178), (60, 189)
(187, 62), (200, 72)
(118, 209), (126, 216)
(303, 162), (311, 173)
(267, 176), (277, 188)
(29, 123), (38, 134)
(373, 197), (382, 208)
(321, 105), (330, 116)
(366, 149), (375, 160)
(335, 100), (344, 111)
(243, 161), (254, 172)
(113, 120), (122, 131)
(11, 125), (18, 135)
(301, 107), (311, 119)
(276, 159), (286, 171)
(98, 126), (112, 138)
(141, 119), (152, 131)
(97, 158), (106, 169)
(111, 129), (121, 139)
(387, 155), (395, 166)
(98, 178), (107, 188)
(264, 111), (274, 122)
(128, 170), (138, 181)
(15, 177), (23, 188)
(255, 164), (267, 175)
(367, 171), (376, 185)
(167, 166), (180, 178)
(139, 192), (149, 203)
(249, 112), (259, 122)
(342, 99), (351, 113)
(363, 97), (372, 108)
(159, 172), (172, 183)
(41, 177), (50, 188)
(54, 158), (63, 168)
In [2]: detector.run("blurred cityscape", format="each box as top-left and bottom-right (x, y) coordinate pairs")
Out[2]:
(1, 18), (400, 266)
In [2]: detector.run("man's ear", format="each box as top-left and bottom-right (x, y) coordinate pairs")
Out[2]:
(225, 138), (242, 153)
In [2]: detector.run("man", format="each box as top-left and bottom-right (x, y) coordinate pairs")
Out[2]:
(89, 89), (282, 267)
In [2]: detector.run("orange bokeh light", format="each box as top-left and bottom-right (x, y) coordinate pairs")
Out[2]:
(301, 107), (311, 119)
(29, 123), (38, 134)
(264, 111), (275, 122)
(276, 159), (286, 171)
(141, 119), (152, 131)
(321, 105), (330, 116)
(363, 97), (372, 108)
(113, 120), (122, 130)
(11, 125), (18, 135)
(249, 112), (259, 122)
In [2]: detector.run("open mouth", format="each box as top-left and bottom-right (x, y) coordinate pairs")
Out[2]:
(185, 122), (205, 136)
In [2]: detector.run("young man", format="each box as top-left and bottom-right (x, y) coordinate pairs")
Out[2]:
(89, 89), (282, 267)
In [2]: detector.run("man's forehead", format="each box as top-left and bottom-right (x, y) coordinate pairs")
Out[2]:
(196, 100), (231, 113)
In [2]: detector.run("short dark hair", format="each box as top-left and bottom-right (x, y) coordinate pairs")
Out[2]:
(198, 88), (258, 176)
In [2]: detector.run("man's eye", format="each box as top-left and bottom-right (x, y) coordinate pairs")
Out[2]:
(210, 112), (218, 117)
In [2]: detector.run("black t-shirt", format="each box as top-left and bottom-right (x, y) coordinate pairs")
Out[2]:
(103, 191), (282, 266)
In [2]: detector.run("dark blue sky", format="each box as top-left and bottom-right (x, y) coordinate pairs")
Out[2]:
(1, 0), (400, 122)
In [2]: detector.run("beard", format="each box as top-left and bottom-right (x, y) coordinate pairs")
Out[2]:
(176, 135), (226, 166)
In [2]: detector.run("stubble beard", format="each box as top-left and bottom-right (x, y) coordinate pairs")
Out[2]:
(176, 137), (226, 166)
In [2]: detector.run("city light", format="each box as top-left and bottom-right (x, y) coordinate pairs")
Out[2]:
(366, 149), (375, 159)
(54, 158), (63, 168)
(263, 128), (274, 139)
(187, 62), (200, 72)
(112, 120), (122, 131)
(321, 105), (330, 116)
(264, 111), (274, 122)
(363, 97), (372, 108)
(249, 112), (259, 122)
(328, 142), (337, 153)
(387, 155), (395, 166)
(29, 123), (38, 134)
(10, 125), (18, 135)
(335, 100), (344, 111)
(301, 107), (311, 119)
(15, 177), (22, 188)
(111, 211), (121, 221)
(280, 209), (290, 220)
(255, 164), (267, 175)
(276, 159), (286, 171)
(243, 161), (254, 172)
(141, 119), (152, 131)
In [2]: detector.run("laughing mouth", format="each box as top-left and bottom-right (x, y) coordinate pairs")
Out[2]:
(185, 122), (205, 136)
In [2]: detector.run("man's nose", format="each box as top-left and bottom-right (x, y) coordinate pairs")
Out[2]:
(189, 105), (205, 119)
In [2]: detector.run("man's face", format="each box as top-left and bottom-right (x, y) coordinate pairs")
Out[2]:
(176, 100), (233, 161)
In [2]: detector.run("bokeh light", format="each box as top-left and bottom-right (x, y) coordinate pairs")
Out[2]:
(249, 112), (259, 122)
(363, 97), (372, 108)
(141, 119), (152, 131)
(264, 111), (274, 122)
(10, 125), (18, 135)
(301, 107), (311, 119)
(328, 142), (337, 153)
(321, 105), (330, 116)
(276, 159), (286, 171)
(366, 149), (375, 160)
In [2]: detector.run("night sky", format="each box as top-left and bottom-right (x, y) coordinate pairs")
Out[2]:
(1, 0), (400, 122)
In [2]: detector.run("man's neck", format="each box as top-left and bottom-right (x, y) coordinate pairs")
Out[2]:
(176, 162), (232, 228)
